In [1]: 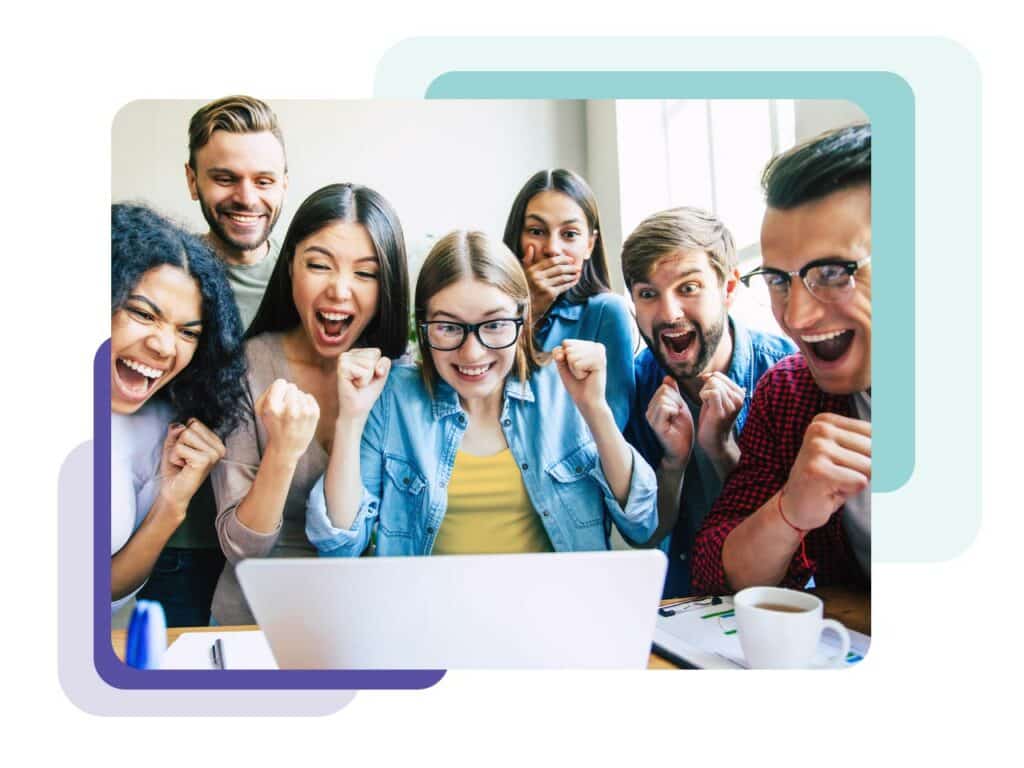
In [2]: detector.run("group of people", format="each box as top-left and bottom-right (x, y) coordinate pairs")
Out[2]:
(111, 95), (871, 628)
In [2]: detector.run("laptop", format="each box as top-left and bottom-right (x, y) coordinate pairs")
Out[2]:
(236, 549), (667, 669)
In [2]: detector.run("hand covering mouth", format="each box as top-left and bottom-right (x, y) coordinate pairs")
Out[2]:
(803, 329), (854, 362)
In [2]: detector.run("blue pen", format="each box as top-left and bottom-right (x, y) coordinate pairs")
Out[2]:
(125, 600), (167, 669)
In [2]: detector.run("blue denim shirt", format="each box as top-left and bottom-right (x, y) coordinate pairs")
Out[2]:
(534, 292), (636, 431)
(624, 317), (797, 598)
(307, 363), (658, 557)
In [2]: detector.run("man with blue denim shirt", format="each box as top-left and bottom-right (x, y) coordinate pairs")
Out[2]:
(307, 362), (659, 556)
(621, 208), (796, 598)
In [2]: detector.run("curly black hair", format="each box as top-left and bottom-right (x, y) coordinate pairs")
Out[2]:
(111, 203), (247, 436)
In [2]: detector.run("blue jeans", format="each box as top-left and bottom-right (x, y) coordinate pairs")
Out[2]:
(137, 547), (225, 627)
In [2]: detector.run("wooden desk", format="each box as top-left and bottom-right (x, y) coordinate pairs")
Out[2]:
(112, 587), (869, 670)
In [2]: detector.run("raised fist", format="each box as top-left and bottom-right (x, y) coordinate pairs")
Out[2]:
(337, 348), (391, 422)
(783, 413), (871, 531)
(255, 378), (320, 462)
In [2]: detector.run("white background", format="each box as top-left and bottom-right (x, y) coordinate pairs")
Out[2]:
(5, 2), (1017, 764)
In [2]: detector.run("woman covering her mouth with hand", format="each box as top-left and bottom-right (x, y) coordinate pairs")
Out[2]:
(503, 169), (635, 429)
(306, 230), (658, 558)
(110, 204), (246, 615)
(209, 183), (410, 625)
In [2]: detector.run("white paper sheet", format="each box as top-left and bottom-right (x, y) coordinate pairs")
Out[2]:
(158, 630), (278, 670)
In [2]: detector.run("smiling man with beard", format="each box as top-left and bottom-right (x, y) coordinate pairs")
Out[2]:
(692, 123), (872, 595)
(135, 96), (288, 627)
(622, 208), (795, 598)
(184, 95), (288, 330)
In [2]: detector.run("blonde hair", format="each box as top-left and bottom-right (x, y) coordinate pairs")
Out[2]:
(415, 230), (542, 397)
(187, 95), (286, 170)
(621, 207), (736, 288)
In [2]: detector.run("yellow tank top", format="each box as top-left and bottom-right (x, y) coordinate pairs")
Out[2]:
(432, 449), (554, 555)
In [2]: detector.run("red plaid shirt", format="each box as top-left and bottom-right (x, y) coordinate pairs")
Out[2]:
(691, 355), (869, 594)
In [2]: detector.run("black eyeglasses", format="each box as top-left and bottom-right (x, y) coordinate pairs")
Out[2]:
(420, 318), (525, 351)
(740, 255), (871, 303)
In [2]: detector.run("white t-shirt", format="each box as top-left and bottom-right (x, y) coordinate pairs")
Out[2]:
(842, 391), (871, 579)
(110, 399), (172, 614)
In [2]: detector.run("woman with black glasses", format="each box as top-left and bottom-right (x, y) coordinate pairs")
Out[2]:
(305, 230), (659, 557)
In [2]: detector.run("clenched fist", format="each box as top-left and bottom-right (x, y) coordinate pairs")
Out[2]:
(255, 378), (320, 462)
(158, 418), (226, 510)
(783, 413), (871, 531)
(695, 371), (745, 464)
(337, 347), (391, 422)
(645, 375), (694, 470)
(551, 339), (607, 416)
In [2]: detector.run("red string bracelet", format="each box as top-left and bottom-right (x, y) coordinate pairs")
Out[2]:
(777, 489), (813, 570)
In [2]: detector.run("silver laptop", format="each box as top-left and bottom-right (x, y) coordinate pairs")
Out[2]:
(236, 549), (667, 669)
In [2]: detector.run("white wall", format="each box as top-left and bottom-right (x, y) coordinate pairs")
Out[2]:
(112, 99), (588, 273)
(794, 99), (868, 142)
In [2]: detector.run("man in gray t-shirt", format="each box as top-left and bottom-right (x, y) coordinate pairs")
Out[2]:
(184, 95), (289, 330)
(137, 96), (289, 626)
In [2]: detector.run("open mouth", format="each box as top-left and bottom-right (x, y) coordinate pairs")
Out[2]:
(114, 357), (164, 400)
(803, 329), (854, 363)
(453, 362), (494, 382)
(660, 329), (696, 358)
(316, 310), (354, 343)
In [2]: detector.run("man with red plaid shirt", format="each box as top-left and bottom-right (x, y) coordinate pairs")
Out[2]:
(692, 123), (872, 594)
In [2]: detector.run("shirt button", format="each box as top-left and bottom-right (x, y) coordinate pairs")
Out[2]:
(678, 553), (687, 562)
(521, 462), (528, 470)
(502, 418), (511, 427)
(541, 510), (549, 517)
(457, 414), (466, 425)
(427, 525), (435, 534)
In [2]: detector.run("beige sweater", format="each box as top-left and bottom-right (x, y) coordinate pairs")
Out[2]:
(210, 332), (326, 625)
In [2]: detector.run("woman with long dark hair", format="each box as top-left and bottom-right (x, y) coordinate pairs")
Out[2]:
(210, 183), (410, 625)
(503, 169), (635, 428)
(110, 203), (246, 614)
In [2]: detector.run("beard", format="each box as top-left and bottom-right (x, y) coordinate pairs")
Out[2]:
(642, 309), (728, 382)
(197, 192), (280, 255)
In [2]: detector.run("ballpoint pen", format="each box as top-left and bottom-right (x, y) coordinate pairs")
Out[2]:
(658, 596), (723, 617)
(210, 637), (227, 670)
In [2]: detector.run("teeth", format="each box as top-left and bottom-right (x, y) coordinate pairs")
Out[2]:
(120, 358), (163, 379)
(227, 213), (259, 222)
(319, 312), (351, 322)
(662, 330), (692, 338)
(802, 330), (848, 343)
(457, 364), (490, 377)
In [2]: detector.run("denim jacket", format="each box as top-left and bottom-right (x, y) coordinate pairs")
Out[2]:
(534, 292), (636, 431)
(306, 363), (658, 556)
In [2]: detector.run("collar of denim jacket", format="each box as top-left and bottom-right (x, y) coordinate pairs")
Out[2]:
(430, 374), (536, 421)
(545, 294), (585, 322)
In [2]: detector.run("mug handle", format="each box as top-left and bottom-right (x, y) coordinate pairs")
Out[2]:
(819, 619), (851, 668)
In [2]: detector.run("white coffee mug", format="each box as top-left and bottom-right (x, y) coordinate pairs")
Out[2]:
(734, 586), (851, 669)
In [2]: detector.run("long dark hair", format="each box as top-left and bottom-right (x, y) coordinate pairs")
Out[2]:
(246, 183), (410, 358)
(502, 168), (611, 305)
(111, 203), (247, 436)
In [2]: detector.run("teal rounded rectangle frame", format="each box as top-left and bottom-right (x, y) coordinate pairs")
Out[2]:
(426, 70), (914, 493)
